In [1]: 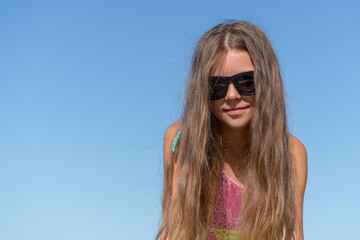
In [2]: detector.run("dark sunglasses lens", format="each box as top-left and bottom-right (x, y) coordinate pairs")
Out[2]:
(210, 78), (228, 100)
(235, 72), (255, 95)
(238, 80), (255, 94)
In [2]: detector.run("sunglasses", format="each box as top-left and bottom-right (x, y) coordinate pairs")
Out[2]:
(209, 71), (255, 100)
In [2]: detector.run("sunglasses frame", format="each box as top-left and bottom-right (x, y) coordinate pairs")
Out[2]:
(209, 70), (255, 100)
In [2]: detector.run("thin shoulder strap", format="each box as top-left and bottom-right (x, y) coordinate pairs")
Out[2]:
(171, 126), (183, 153)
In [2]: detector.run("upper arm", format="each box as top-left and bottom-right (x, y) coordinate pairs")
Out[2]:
(289, 134), (308, 240)
(163, 121), (182, 197)
(161, 121), (182, 240)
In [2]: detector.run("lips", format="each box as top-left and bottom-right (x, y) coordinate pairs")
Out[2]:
(224, 106), (249, 116)
(224, 107), (249, 111)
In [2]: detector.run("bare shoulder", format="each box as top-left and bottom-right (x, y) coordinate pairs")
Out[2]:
(164, 121), (182, 143)
(163, 121), (183, 165)
(288, 133), (308, 193)
(163, 121), (182, 198)
(288, 134), (308, 167)
(288, 134), (308, 239)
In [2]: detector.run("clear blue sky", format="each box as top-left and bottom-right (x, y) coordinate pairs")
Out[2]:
(1, 0), (359, 239)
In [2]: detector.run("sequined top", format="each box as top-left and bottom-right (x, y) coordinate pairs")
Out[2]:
(205, 167), (244, 240)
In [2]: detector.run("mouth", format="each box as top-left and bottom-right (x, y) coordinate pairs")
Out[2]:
(224, 106), (249, 111)
(224, 107), (249, 115)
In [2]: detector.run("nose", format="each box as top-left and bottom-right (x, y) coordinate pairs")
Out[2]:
(224, 81), (241, 101)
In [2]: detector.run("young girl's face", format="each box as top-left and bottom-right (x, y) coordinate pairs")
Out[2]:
(210, 50), (256, 130)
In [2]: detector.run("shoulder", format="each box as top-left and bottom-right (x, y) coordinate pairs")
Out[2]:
(164, 121), (182, 142)
(163, 121), (183, 197)
(163, 121), (183, 164)
(288, 133), (308, 194)
(288, 134), (307, 166)
(288, 134), (308, 239)
(289, 134), (307, 157)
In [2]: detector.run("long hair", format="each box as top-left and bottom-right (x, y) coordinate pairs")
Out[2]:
(156, 20), (295, 240)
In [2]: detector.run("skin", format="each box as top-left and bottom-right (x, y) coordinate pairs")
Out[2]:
(162, 49), (308, 240)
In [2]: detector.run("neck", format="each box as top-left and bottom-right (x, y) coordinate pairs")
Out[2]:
(220, 125), (250, 167)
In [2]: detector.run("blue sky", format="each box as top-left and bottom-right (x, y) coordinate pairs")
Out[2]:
(0, 0), (359, 239)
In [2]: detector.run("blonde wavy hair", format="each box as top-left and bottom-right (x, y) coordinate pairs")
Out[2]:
(156, 20), (296, 240)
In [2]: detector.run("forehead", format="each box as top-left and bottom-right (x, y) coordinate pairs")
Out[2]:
(211, 50), (254, 77)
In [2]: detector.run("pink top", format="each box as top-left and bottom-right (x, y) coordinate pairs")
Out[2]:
(205, 168), (244, 240)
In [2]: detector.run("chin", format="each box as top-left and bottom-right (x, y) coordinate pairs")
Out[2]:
(225, 122), (251, 130)
(220, 118), (252, 130)
(219, 112), (252, 127)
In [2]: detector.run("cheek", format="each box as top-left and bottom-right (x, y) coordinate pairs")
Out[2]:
(210, 101), (218, 112)
(242, 95), (256, 106)
(210, 101), (223, 117)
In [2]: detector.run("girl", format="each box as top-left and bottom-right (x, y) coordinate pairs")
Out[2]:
(156, 21), (307, 240)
